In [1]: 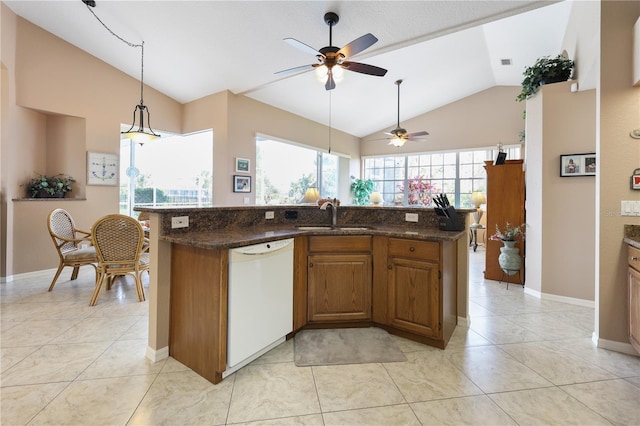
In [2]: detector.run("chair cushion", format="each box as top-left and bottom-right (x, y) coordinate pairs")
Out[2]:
(64, 246), (97, 261)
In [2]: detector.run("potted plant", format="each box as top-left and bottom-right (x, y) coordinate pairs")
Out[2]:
(24, 173), (75, 198)
(516, 54), (574, 102)
(350, 176), (374, 206)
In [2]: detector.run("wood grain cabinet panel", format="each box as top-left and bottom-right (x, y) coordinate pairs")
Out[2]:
(629, 245), (640, 354)
(387, 256), (440, 338)
(307, 253), (372, 322)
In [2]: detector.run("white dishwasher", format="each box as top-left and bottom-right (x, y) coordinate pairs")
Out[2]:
(224, 238), (294, 378)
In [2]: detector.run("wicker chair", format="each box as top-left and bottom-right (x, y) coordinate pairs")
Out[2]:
(90, 214), (149, 306)
(47, 209), (98, 291)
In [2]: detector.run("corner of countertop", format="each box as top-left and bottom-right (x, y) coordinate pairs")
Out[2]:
(624, 224), (640, 249)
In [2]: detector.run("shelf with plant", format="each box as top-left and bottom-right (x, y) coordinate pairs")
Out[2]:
(23, 173), (75, 198)
(516, 54), (574, 102)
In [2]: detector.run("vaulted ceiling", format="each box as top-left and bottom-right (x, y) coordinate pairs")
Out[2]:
(3, 1), (572, 137)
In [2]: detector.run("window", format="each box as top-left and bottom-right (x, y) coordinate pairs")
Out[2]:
(255, 136), (339, 205)
(120, 130), (213, 217)
(363, 145), (521, 207)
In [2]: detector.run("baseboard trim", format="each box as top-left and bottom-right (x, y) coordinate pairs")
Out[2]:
(457, 316), (471, 327)
(146, 346), (169, 362)
(524, 287), (595, 308)
(592, 333), (640, 356)
(1, 268), (57, 283)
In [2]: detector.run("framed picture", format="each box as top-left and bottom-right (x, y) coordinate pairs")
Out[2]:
(235, 157), (250, 173)
(233, 175), (251, 193)
(87, 152), (119, 185)
(560, 153), (596, 177)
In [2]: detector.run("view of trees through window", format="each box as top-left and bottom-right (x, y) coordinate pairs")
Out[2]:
(363, 146), (521, 208)
(120, 130), (213, 217)
(255, 136), (338, 205)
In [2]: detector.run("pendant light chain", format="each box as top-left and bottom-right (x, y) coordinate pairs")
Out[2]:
(84, 3), (145, 104)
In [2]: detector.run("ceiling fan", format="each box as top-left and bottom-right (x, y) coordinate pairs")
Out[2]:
(385, 79), (429, 147)
(276, 12), (387, 91)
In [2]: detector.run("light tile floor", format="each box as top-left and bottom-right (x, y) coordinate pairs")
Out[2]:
(2, 248), (640, 425)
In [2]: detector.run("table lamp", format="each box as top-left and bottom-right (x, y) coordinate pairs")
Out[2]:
(470, 191), (486, 227)
(300, 187), (320, 204)
(369, 191), (383, 206)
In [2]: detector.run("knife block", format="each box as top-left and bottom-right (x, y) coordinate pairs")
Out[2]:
(438, 206), (464, 231)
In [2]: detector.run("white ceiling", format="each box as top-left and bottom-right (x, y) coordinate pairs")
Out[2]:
(3, 0), (572, 138)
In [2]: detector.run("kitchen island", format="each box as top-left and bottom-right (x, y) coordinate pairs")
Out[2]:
(138, 205), (470, 384)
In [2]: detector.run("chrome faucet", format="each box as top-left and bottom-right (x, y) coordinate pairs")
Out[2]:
(320, 198), (338, 227)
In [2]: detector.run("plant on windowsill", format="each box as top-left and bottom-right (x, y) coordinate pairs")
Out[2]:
(350, 176), (374, 206)
(24, 173), (75, 198)
(516, 54), (574, 102)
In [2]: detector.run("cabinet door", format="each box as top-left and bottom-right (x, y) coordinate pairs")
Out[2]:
(308, 254), (372, 322)
(630, 266), (640, 354)
(388, 256), (440, 338)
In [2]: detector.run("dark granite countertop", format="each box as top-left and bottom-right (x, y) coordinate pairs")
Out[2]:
(624, 224), (640, 249)
(160, 225), (467, 250)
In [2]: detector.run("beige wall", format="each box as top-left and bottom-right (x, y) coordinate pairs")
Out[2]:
(1, 9), (182, 276)
(525, 81), (597, 302)
(360, 86), (524, 156)
(597, 0), (640, 348)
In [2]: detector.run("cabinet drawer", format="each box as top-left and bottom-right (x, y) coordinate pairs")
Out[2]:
(388, 238), (440, 261)
(630, 245), (640, 272)
(308, 236), (372, 253)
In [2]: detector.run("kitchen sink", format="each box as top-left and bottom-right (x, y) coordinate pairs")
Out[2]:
(296, 226), (372, 231)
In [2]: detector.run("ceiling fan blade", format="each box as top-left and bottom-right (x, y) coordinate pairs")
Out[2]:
(325, 70), (336, 90)
(407, 131), (429, 138)
(283, 38), (322, 57)
(338, 33), (378, 58)
(341, 61), (387, 76)
(274, 64), (315, 75)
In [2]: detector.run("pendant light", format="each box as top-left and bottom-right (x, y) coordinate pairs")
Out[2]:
(83, 0), (160, 144)
(121, 41), (161, 145)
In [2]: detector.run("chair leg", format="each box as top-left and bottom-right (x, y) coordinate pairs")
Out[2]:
(134, 273), (145, 302)
(70, 266), (80, 280)
(48, 264), (65, 291)
(90, 273), (107, 306)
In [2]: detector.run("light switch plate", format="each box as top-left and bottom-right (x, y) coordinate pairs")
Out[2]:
(405, 213), (419, 222)
(171, 216), (189, 228)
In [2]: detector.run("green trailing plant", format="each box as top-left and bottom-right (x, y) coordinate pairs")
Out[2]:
(350, 176), (374, 205)
(516, 54), (574, 102)
(24, 173), (75, 198)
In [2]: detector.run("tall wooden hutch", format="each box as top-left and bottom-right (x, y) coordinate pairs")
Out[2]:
(483, 159), (525, 282)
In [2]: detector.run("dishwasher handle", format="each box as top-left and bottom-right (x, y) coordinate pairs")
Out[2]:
(230, 238), (294, 255)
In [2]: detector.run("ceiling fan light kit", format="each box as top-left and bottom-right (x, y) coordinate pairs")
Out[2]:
(277, 12), (387, 91)
(386, 79), (429, 147)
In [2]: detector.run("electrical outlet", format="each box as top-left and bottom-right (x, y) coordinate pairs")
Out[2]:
(265, 211), (275, 219)
(171, 216), (189, 229)
(405, 213), (419, 222)
(244, 197), (250, 205)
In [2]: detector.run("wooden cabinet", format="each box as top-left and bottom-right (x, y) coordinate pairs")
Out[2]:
(170, 243), (227, 384)
(307, 236), (372, 322)
(382, 238), (457, 348)
(484, 159), (525, 281)
(629, 245), (640, 354)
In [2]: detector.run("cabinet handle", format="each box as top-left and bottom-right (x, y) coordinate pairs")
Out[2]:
(632, 257), (639, 261)
(388, 265), (392, 270)
(309, 262), (314, 268)
(409, 246), (415, 252)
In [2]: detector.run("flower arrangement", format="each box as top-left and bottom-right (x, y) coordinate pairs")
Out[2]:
(490, 222), (525, 242)
(395, 176), (437, 206)
(24, 173), (75, 198)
